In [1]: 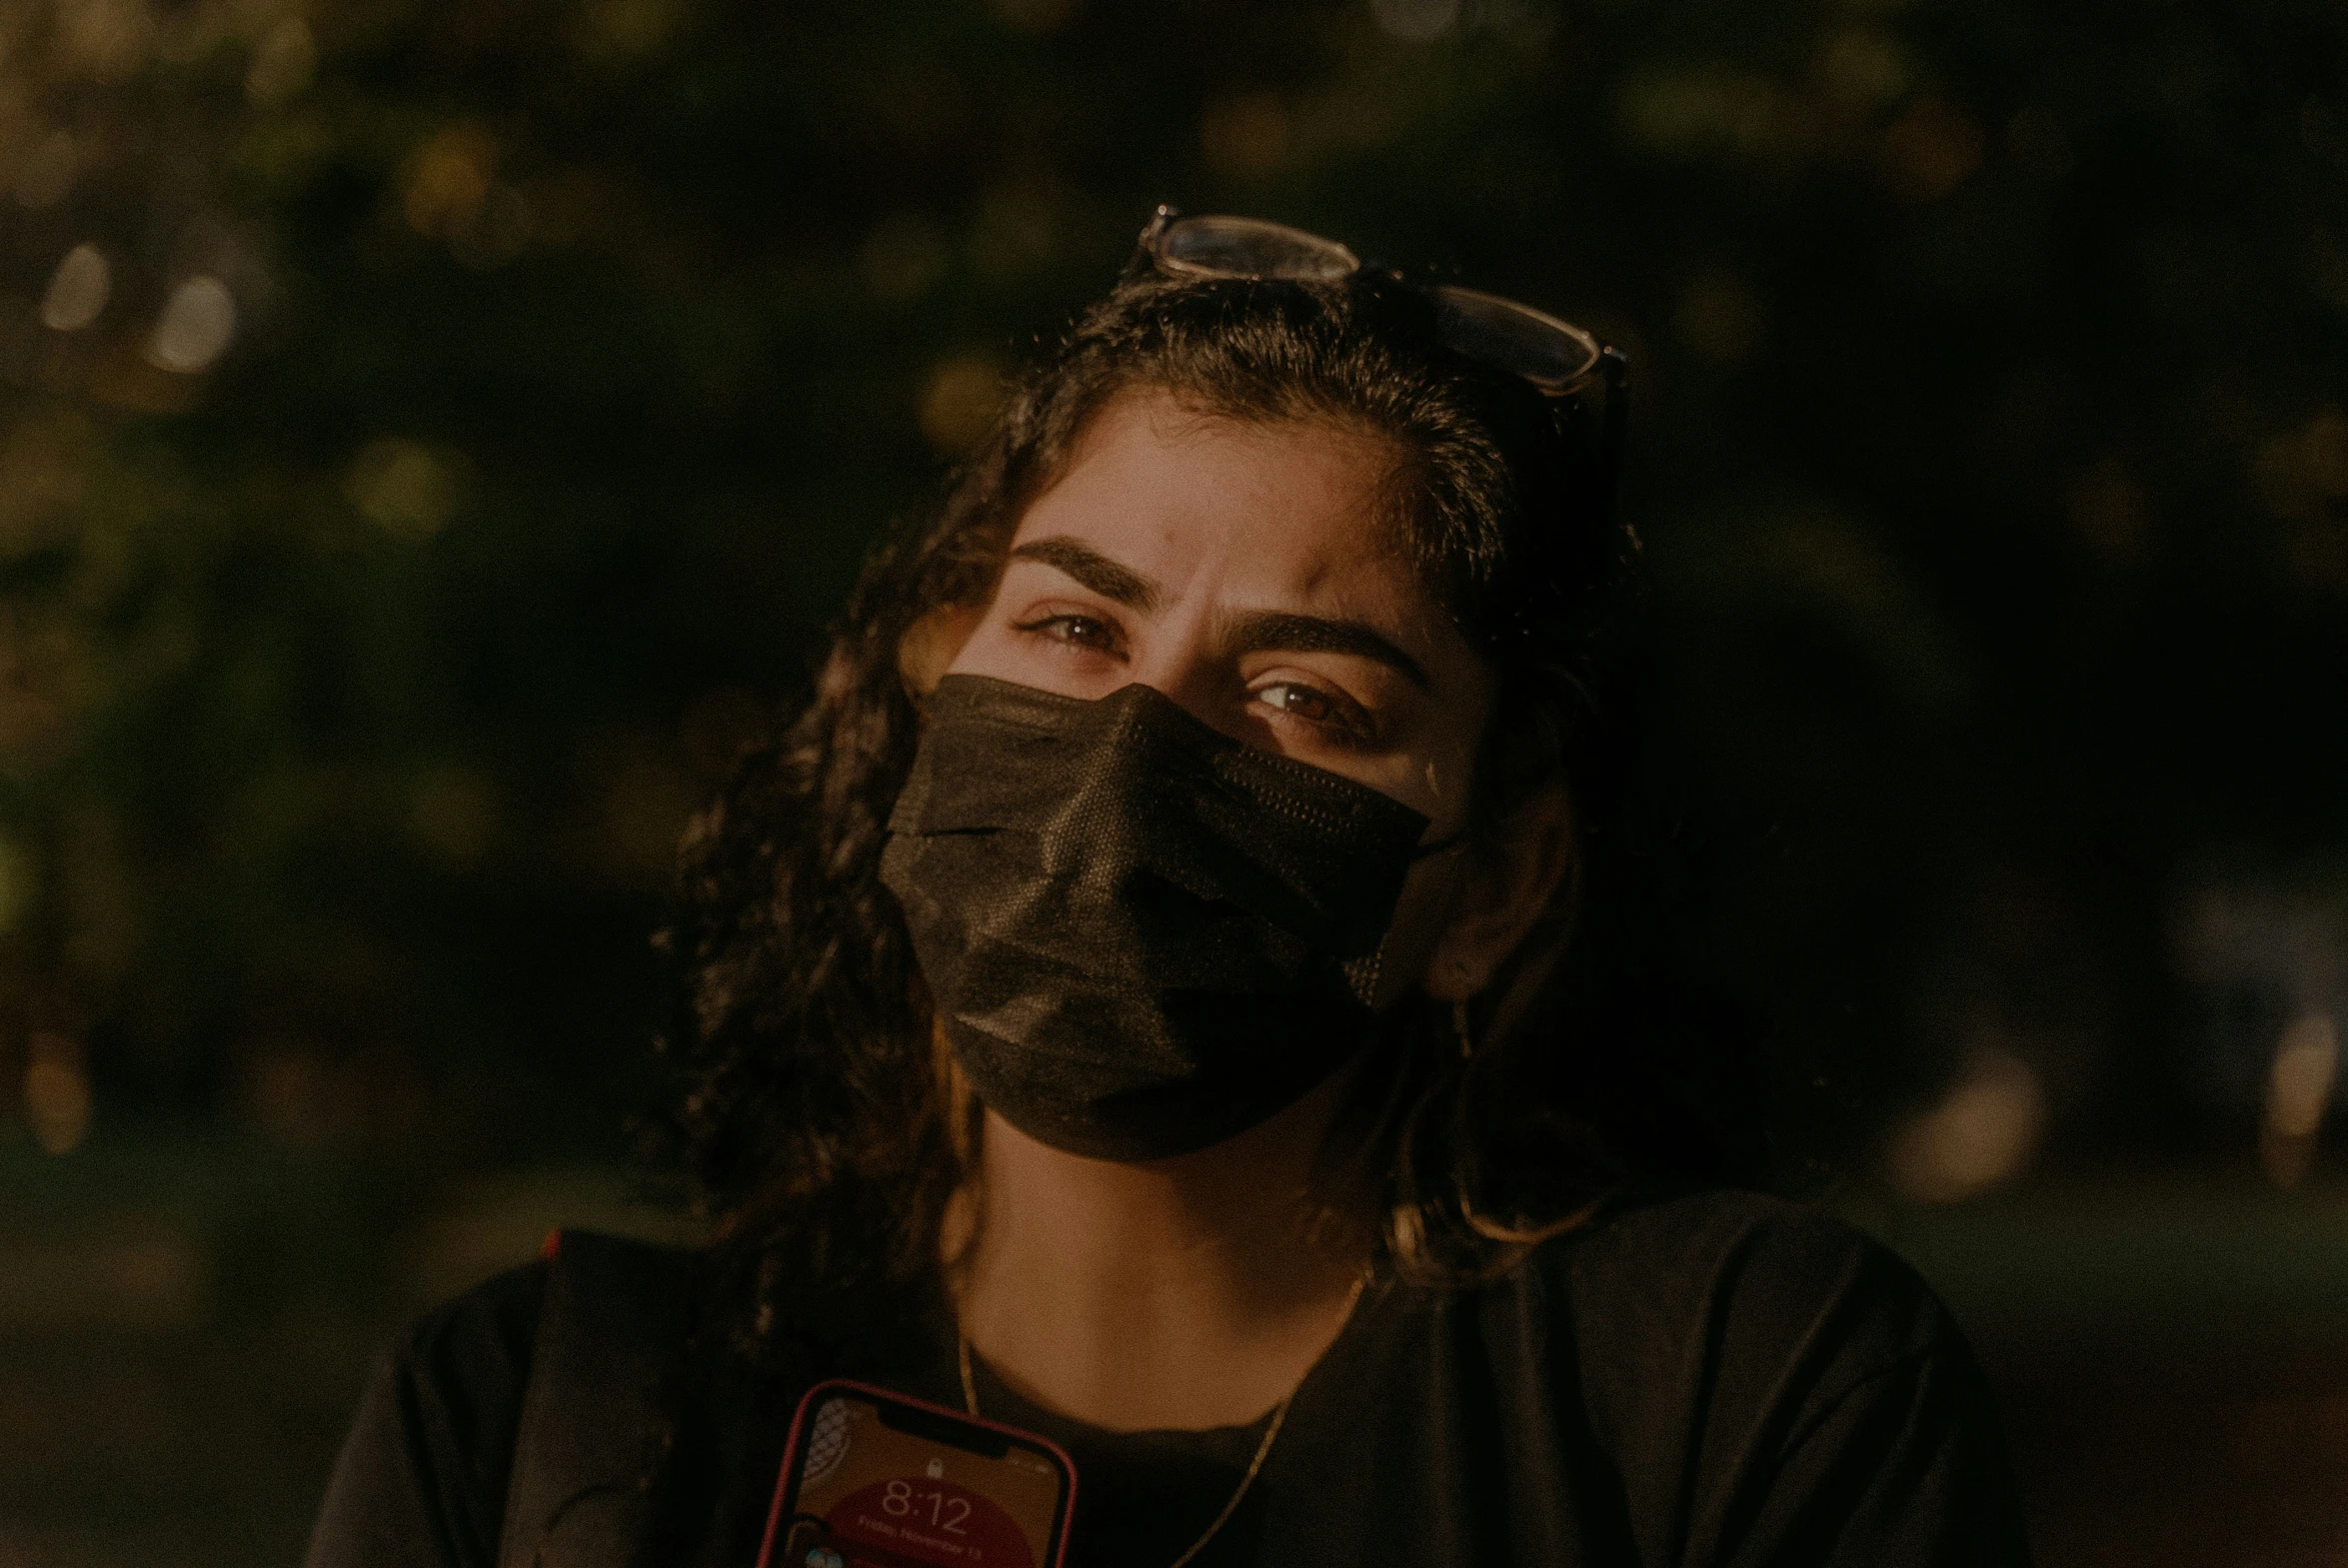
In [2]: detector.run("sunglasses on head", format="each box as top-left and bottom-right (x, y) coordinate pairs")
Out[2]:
(1133, 206), (1628, 540)
(1137, 205), (1626, 401)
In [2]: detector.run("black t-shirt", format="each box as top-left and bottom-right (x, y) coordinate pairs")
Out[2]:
(304, 1190), (2033, 1567)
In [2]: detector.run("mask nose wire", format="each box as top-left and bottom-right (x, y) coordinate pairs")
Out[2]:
(1113, 680), (1475, 860)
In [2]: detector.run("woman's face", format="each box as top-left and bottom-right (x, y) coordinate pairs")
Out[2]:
(945, 386), (1559, 1001)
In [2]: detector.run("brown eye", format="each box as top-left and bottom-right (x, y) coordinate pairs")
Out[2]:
(1013, 612), (1123, 655)
(1255, 681), (1375, 744)
(1260, 682), (1334, 722)
(1010, 610), (1127, 667)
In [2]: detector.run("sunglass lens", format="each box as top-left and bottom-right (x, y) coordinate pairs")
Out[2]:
(1432, 286), (1601, 393)
(1157, 217), (1359, 282)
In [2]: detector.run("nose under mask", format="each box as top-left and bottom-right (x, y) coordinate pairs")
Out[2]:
(879, 673), (1446, 1161)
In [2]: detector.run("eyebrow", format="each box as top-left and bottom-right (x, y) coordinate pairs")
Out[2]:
(1006, 534), (1429, 690)
(1007, 537), (1162, 614)
(1224, 609), (1429, 691)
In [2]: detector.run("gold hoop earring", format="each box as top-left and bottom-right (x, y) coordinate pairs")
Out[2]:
(1451, 997), (1474, 1059)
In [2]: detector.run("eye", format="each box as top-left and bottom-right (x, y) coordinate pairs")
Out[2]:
(1011, 611), (1126, 657)
(1252, 679), (1372, 742)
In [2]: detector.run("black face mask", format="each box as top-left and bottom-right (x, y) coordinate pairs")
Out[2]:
(880, 674), (1443, 1161)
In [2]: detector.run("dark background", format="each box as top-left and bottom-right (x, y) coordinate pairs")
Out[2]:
(2, 0), (2346, 1562)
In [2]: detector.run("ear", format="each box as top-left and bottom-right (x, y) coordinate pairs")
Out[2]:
(1420, 784), (1574, 1003)
(898, 601), (988, 700)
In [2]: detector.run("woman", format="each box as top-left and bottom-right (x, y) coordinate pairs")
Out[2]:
(307, 210), (2032, 1567)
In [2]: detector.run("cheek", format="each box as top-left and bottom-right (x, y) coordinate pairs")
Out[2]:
(942, 609), (1031, 682)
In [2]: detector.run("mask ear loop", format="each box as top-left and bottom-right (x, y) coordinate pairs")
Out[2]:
(1412, 829), (1476, 1058)
(1335, 829), (1468, 1007)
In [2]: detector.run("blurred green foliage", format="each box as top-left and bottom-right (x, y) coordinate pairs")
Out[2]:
(0, 0), (2344, 1175)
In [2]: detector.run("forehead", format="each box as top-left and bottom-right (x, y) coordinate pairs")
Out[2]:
(1012, 387), (1418, 607)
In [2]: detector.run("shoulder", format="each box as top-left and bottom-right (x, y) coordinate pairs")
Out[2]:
(1484, 1192), (2029, 1563)
(392, 1259), (552, 1409)
(305, 1263), (552, 1568)
(388, 1229), (699, 1403)
(310, 1235), (704, 1568)
(1493, 1189), (1972, 1461)
(1546, 1187), (1954, 1373)
(1464, 1192), (2032, 1565)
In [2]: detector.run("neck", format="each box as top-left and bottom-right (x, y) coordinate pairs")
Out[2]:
(948, 1071), (1374, 1433)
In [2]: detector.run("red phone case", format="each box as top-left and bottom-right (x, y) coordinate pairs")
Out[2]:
(756, 1377), (1079, 1568)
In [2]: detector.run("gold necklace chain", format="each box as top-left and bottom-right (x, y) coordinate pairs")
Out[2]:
(957, 1271), (1369, 1568)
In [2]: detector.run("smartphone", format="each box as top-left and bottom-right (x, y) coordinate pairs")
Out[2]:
(757, 1378), (1078, 1568)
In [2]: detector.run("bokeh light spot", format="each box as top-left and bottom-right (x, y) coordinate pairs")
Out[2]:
(1816, 30), (1910, 106)
(1371, 0), (1461, 42)
(2253, 406), (2348, 521)
(1887, 1048), (2046, 1204)
(404, 125), (498, 240)
(58, 0), (157, 83)
(24, 1034), (92, 1155)
(1878, 97), (1983, 203)
(1201, 93), (1291, 178)
(919, 354), (1007, 454)
(2261, 1013), (2338, 1188)
(246, 17), (317, 104)
(1616, 65), (1787, 162)
(39, 244), (111, 332)
(347, 438), (463, 537)
(585, 0), (682, 56)
(144, 276), (237, 373)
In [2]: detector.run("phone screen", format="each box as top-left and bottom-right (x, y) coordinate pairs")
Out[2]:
(764, 1382), (1074, 1568)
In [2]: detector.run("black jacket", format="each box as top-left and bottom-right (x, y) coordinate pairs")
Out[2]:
(305, 1189), (2033, 1568)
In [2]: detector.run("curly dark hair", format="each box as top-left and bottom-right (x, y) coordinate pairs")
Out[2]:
(661, 255), (1743, 1364)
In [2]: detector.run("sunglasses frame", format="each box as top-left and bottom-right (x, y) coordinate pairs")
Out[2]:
(1132, 203), (1629, 539)
(1138, 205), (1624, 399)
